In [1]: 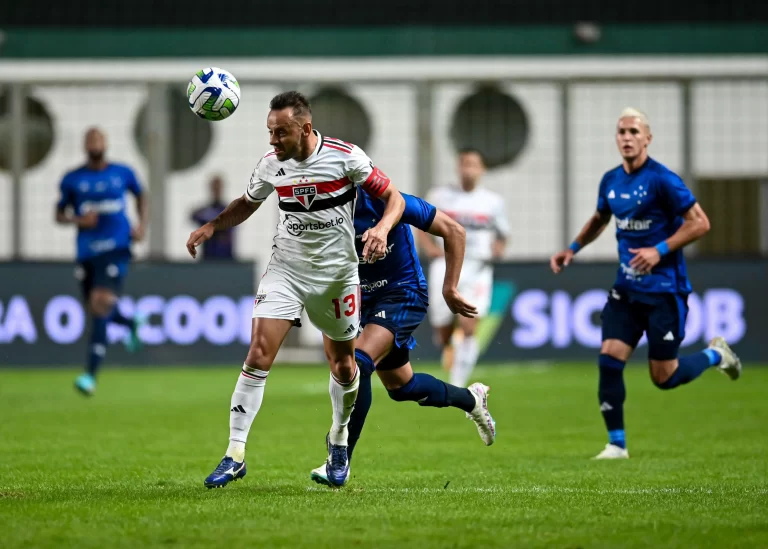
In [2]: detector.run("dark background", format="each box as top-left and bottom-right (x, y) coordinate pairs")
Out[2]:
(3, 0), (767, 27)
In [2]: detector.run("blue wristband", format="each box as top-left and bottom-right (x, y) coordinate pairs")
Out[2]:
(655, 241), (670, 256)
(569, 241), (582, 254)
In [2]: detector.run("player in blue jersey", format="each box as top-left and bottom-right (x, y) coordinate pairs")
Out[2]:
(310, 188), (496, 486)
(55, 128), (148, 396)
(550, 108), (741, 459)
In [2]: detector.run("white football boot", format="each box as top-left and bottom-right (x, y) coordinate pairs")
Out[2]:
(594, 443), (630, 460)
(709, 337), (742, 380)
(466, 383), (496, 446)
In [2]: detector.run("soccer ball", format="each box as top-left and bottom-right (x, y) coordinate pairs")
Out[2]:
(187, 67), (241, 121)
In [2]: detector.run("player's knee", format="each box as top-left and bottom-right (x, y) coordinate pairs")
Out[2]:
(244, 342), (275, 371)
(434, 327), (453, 347)
(387, 380), (413, 402)
(354, 349), (375, 377)
(649, 359), (677, 389)
(88, 294), (112, 317)
(459, 320), (478, 338)
(598, 354), (626, 400)
(330, 355), (357, 383)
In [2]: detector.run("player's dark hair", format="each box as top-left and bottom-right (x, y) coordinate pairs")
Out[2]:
(458, 147), (487, 167)
(270, 91), (312, 118)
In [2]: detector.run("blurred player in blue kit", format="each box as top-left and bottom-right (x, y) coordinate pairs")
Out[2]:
(310, 187), (496, 486)
(55, 128), (148, 396)
(550, 108), (741, 459)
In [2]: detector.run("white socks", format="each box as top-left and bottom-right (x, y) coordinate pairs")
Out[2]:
(450, 335), (479, 388)
(328, 367), (360, 446)
(226, 364), (269, 462)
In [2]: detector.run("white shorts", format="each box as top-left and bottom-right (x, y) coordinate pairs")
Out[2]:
(428, 259), (493, 328)
(253, 268), (361, 342)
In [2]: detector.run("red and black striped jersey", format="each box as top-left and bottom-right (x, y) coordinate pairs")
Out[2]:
(245, 130), (391, 285)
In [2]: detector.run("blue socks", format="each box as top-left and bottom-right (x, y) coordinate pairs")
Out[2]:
(388, 373), (475, 413)
(346, 350), (375, 464)
(108, 307), (136, 329)
(345, 349), (477, 464)
(598, 354), (627, 449)
(656, 349), (720, 390)
(86, 316), (109, 377)
(597, 348), (722, 449)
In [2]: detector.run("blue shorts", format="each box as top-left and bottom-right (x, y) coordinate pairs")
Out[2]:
(75, 249), (131, 300)
(600, 286), (689, 361)
(361, 286), (428, 371)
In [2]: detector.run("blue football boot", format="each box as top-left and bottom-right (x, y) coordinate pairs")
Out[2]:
(74, 373), (96, 396)
(204, 456), (247, 489)
(325, 443), (351, 487)
(310, 433), (339, 487)
(124, 313), (147, 353)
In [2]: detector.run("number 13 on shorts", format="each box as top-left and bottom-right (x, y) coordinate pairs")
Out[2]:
(332, 292), (357, 319)
(307, 284), (361, 342)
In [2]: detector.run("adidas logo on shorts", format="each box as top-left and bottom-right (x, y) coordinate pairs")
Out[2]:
(344, 324), (356, 335)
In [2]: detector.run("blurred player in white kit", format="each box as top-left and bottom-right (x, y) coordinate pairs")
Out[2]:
(418, 149), (510, 387)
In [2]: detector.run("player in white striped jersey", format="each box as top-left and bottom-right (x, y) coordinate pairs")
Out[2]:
(186, 91), (405, 488)
(418, 149), (510, 387)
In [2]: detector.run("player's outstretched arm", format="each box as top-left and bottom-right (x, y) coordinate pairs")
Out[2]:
(361, 184), (405, 262)
(428, 210), (478, 318)
(550, 210), (612, 274)
(629, 203), (710, 273)
(186, 195), (260, 258)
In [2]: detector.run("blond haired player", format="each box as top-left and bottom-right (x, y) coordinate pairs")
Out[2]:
(550, 108), (740, 459)
(187, 91), (405, 487)
(418, 149), (510, 387)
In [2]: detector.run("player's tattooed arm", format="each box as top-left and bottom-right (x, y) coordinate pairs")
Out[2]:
(186, 196), (260, 258)
(550, 210), (612, 273)
(211, 195), (260, 230)
(428, 210), (478, 318)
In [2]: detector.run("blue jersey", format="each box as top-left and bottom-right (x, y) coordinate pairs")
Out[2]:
(57, 163), (142, 261)
(354, 188), (436, 294)
(597, 157), (696, 295)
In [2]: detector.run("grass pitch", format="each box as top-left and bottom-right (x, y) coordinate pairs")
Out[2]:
(1, 362), (767, 548)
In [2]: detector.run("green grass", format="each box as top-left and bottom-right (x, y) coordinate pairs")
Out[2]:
(1, 363), (767, 548)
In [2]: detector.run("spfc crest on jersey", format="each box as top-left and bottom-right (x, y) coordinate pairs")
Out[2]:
(293, 185), (317, 209)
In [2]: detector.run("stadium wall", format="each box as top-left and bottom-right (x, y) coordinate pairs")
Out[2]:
(0, 260), (765, 366)
(0, 57), (766, 266)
